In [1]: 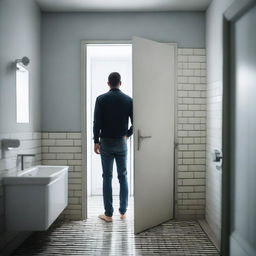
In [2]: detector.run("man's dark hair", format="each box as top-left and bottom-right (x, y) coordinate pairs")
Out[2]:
(108, 72), (121, 87)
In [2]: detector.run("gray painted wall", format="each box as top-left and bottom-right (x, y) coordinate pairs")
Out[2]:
(205, 0), (234, 246)
(0, 0), (41, 133)
(0, 0), (41, 253)
(41, 12), (205, 131)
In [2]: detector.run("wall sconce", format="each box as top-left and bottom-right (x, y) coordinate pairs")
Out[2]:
(15, 56), (30, 67)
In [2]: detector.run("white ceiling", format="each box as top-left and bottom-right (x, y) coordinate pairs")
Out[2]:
(36, 0), (212, 12)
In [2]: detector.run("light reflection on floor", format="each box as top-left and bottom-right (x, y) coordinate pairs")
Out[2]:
(14, 196), (219, 255)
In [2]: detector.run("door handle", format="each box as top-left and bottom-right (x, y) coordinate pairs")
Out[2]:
(213, 149), (223, 170)
(137, 129), (152, 151)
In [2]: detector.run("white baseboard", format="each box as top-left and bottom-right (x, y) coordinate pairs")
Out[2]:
(198, 219), (220, 251)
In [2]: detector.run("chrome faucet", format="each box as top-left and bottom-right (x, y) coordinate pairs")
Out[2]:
(18, 154), (36, 170)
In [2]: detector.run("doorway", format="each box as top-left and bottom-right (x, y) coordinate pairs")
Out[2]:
(85, 44), (134, 218)
(81, 38), (176, 234)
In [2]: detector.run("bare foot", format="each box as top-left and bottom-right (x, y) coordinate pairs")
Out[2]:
(120, 213), (126, 220)
(98, 214), (113, 222)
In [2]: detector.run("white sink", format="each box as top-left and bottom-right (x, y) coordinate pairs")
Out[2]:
(3, 165), (68, 231)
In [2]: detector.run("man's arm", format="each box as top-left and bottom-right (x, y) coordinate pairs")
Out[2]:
(127, 99), (133, 137)
(93, 98), (102, 153)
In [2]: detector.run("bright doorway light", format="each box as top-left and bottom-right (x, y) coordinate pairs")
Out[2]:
(86, 44), (133, 199)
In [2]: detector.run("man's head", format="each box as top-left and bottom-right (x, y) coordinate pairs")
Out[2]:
(108, 72), (121, 88)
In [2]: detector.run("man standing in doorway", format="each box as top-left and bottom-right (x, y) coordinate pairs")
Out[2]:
(93, 72), (133, 222)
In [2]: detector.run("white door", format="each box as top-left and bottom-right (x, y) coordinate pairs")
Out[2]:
(229, 4), (256, 256)
(133, 37), (175, 234)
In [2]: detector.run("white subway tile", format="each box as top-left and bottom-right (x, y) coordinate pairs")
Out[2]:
(183, 199), (205, 205)
(182, 151), (194, 158)
(178, 172), (194, 179)
(188, 63), (201, 69)
(188, 55), (206, 63)
(194, 84), (206, 91)
(178, 165), (188, 171)
(69, 172), (82, 178)
(33, 132), (41, 139)
(74, 153), (82, 160)
(177, 186), (194, 192)
(194, 69), (201, 76)
(42, 153), (56, 160)
(57, 153), (74, 160)
(200, 63), (206, 69)
(182, 48), (194, 55)
(193, 49), (206, 55)
(183, 179), (205, 186)
(42, 159), (68, 165)
(178, 91), (188, 97)
(183, 98), (194, 104)
(69, 178), (82, 184)
(178, 131), (188, 137)
(188, 192), (205, 199)
(182, 124), (194, 130)
(49, 147), (81, 153)
(42, 133), (49, 139)
(182, 63), (188, 69)
(67, 133), (81, 139)
(74, 140), (82, 146)
(179, 145), (188, 150)
(42, 139), (55, 146)
(188, 91), (201, 98)
(178, 105), (188, 111)
(182, 84), (194, 91)
(42, 146), (49, 153)
(69, 184), (82, 190)
(49, 133), (67, 139)
(68, 160), (82, 166)
(55, 140), (74, 146)
(183, 69), (194, 76)
(194, 172), (205, 178)
(188, 144), (205, 151)
(194, 186), (205, 192)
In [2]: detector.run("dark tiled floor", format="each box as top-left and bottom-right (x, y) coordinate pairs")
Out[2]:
(13, 196), (219, 256)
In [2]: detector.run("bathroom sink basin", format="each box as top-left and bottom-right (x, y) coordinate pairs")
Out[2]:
(3, 165), (68, 231)
(4, 165), (68, 185)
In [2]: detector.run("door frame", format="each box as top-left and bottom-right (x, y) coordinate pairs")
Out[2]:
(80, 39), (178, 220)
(222, 0), (256, 255)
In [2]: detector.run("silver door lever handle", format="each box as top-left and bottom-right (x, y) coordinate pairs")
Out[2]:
(137, 129), (152, 150)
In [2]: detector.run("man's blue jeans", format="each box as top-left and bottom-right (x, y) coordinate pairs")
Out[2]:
(100, 138), (128, 217)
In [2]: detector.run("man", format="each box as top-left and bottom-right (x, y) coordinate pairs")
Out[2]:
(93, 72), (133, 222)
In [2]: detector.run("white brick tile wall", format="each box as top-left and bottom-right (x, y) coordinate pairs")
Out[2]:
(176, 48), (206, 220)
(41, 132), (82, 221)
(206, 80), (222, 241)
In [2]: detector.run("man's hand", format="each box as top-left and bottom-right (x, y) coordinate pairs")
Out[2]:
(94, 143), (101, 154)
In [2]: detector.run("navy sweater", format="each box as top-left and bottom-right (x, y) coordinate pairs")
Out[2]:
(93, 88), (133, 143)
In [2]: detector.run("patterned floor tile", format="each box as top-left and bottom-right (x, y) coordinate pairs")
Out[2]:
(13, 196), (219, 256)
